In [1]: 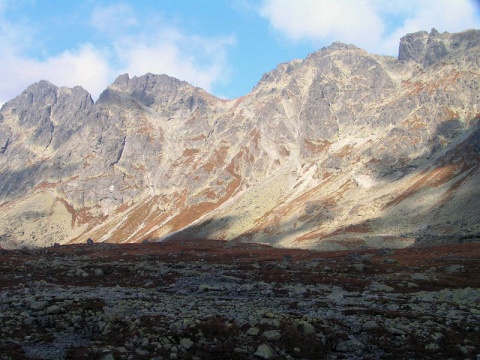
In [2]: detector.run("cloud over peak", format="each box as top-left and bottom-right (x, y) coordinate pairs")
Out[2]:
(259, 0), (480, 55)
(0, 2), (235, 104)
(0, 0), (478, 105)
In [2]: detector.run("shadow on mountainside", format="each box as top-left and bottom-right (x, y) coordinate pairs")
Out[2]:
(0, 159), (83, 204)
(324, 118), (480, 248)
(159, 210), (327, 250)
(234, 216), (324, 247)
(0, 163), (44, 203)
(361, 119), (468, 182)
(387, 121), (480, 245)
(158, 208), (327, 247)
(135, 115), (480, 250)
(158, 216), (237, 242)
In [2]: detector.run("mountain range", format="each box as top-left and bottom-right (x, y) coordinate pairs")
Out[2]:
(1, 28), (479, 250)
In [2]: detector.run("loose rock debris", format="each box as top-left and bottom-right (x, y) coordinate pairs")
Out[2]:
(0, 240), (479, 359)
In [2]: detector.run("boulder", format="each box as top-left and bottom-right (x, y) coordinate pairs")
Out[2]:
(254, 343), (275, 359)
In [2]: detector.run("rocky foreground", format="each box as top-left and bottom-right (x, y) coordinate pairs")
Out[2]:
(0, 240), (479, 360)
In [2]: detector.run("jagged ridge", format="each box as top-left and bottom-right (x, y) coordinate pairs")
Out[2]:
(1, 28), (480, 250)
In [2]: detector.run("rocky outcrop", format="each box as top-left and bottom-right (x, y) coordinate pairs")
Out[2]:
(0, 29), (479, 250)
(399, 28), (480, 66)
(0, 125), (10, 154)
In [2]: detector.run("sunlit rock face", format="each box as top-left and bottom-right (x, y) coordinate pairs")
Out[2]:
(1, 29), (480, 250)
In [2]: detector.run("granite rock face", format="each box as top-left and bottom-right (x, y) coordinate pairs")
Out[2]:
(399, 28), (480, 66)
(1, 29), (480, 249)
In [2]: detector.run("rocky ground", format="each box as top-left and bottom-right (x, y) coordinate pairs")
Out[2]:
(0, 239), (479, 360)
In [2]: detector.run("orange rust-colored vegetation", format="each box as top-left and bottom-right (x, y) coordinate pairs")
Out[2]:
(55, 197), (101, 229)
(403, 116), (427, 130)
(83, 196), (167, 244)
(384, 164), (464, 209)
(201, 145), (229, 172)
(303, 139), (331, 153)
(333, 144), (354, 159)
(163, 151), (243, 234)
(330, 222), (372, 236)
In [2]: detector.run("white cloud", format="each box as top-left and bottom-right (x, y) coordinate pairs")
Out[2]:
(259, 0), (480, 55)
(92, 4), (235, 94)
(31, 45), (112, 97)
(113, 31), (235, 93)
(0, 2), (234, 104)
(0, 44), (112, 105)
(0, 27), (112, 104)
(0, 2), (112, 103)
(260, 0), (385, 52)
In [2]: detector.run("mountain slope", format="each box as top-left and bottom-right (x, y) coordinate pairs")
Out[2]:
(1, 28), (479, 250)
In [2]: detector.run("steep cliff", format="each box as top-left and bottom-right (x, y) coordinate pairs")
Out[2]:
(1, 29), (479, 250)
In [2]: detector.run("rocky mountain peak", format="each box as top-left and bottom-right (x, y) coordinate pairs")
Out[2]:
(398, 28), (480, 65)
(324, 41), (362, 52)
(1, 29), (480, 251)
(99, 72), (205, 111)
(12, 80), (58, 109)
(111, 72), (189, 93)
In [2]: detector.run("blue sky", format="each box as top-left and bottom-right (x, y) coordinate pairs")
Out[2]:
(0, 0), (479, 104)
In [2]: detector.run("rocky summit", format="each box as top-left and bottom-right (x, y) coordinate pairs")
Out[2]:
(1, 28), (480, 250)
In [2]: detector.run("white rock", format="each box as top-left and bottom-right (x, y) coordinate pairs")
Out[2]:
(297, 320), (315, 335)
(180, 338), (193, 350)
(247, 327), (260, 336)
(95, 268), (104, 276)
(411, 273), (429, 281)
(254, 343), (275, 359)
(262, 329), (281, 341)
(370, 282), (394, 292)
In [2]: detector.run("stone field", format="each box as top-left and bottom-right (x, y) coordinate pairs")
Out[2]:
(0, 239), (479, 359)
